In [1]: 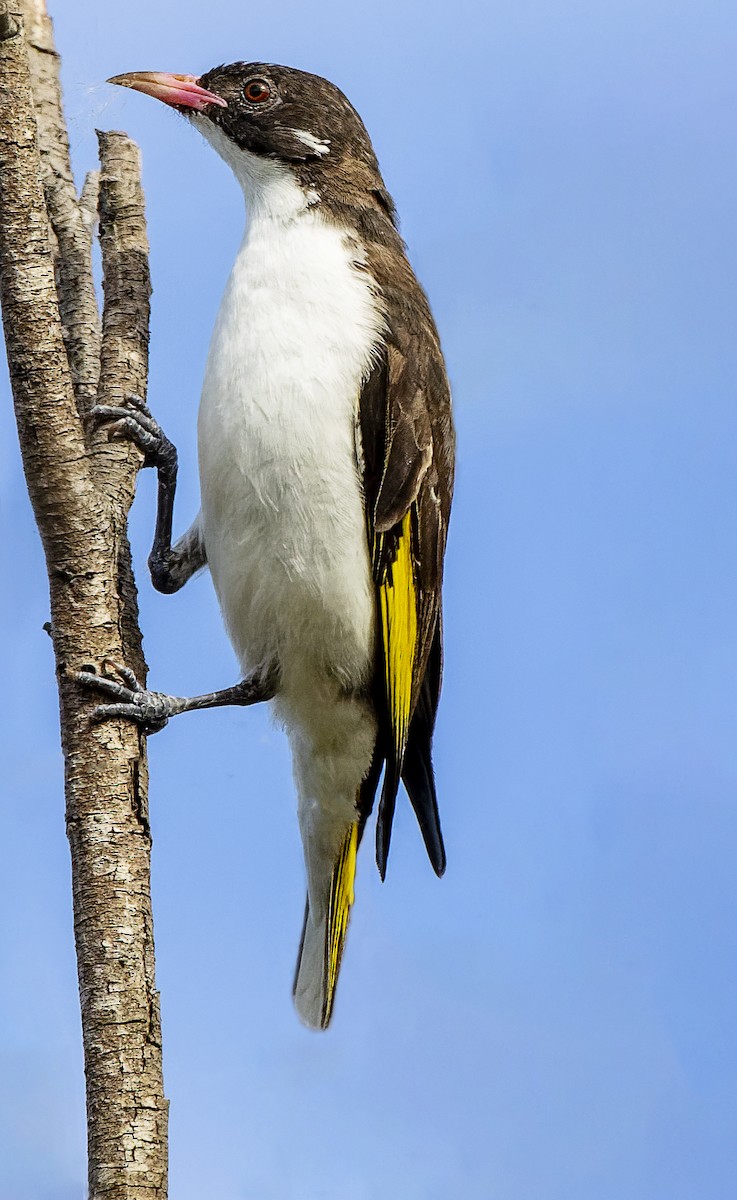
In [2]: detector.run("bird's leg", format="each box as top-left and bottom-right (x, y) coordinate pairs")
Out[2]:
(91, 394), (206, 593)
(74, 661), (277, 734)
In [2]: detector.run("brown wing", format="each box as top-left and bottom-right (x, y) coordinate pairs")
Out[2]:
(359, 295), (454, 879)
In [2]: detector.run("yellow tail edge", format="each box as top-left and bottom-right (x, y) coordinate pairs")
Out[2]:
(321, 821), (359, 1028)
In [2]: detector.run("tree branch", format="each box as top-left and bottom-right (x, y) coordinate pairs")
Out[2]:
(0, 7), (169, 1197)
(95, 130), (152, 674)
(22, 0), (101, 416)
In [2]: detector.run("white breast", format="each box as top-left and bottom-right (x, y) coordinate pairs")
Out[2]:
(195, 132), (384, 716)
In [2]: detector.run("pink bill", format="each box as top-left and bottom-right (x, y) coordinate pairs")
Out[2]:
(108, 72), (227, 112)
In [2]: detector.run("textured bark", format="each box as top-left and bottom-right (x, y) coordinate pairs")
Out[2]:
(0, 5), (168, 1197)
(22, 0), (101, 415)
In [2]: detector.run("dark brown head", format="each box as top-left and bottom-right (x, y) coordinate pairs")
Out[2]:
(109, 62), (399, 234)
(196, 63), (379, 166)
(112, 65), (384, 178)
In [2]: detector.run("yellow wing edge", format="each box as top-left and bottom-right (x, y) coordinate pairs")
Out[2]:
(377, 508), (418, 766)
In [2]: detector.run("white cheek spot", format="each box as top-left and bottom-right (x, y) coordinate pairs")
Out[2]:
(292, 129), (331, 157)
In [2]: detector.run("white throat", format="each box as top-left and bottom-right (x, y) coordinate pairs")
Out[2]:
(191, 115), (317, 220)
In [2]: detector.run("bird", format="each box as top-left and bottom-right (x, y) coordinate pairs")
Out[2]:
(82, 63), (455, 1029)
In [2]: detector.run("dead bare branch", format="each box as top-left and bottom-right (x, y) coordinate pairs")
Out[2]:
(0, 7), (169, 1196)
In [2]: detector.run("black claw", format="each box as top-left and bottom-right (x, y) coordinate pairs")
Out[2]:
(124, 392), (149, 414)
(102, 660), (141, 693)
(90, 405), (163, 464)
(76, 659), (142, 693)
(88, 395), (171, 471)
(74, 670), (131, 701)
(106, 418), (160, 459)
(91, 702), (168, 733)
(92, 405), (160, 437)
(75, 661), (177, 734)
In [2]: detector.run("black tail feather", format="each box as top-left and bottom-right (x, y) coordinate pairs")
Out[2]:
(375, 622), (445, 878)
(402, 724), (445, 876)
(402, 622), (445, 874)
(376, 758), (399, 880)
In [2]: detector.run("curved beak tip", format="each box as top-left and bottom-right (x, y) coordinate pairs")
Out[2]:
(107, 71), (227, 112)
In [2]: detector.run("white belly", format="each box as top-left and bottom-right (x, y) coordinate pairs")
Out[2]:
(197, 203), (383, 719)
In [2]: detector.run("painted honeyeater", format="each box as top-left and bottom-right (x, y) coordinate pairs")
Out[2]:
(87, 64), (455, 1029)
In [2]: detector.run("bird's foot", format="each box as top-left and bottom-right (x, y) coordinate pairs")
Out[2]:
(75, 661), (276, 731)
(74, 660), (180, 733)
(90, 393), (176, 472)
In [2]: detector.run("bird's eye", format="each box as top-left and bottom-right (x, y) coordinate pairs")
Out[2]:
(244, 79), (272, 104)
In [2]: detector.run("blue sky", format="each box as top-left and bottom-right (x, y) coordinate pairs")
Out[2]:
(1, 0), (736, 1196)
